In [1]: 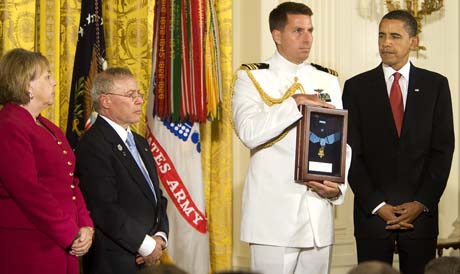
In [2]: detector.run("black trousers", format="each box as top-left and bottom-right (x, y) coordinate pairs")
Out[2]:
(356, 234), (436, 274)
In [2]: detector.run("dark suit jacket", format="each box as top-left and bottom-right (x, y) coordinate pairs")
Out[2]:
(76, 116), (169, 274)
(342, 64), (454, 239)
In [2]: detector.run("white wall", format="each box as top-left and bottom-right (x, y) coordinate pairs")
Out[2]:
(232, 1), (460, 273)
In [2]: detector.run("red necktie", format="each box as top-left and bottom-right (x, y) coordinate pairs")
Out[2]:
(390, 72), (404, 136)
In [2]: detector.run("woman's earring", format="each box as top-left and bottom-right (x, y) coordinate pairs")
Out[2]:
(29, 92), (34, 100)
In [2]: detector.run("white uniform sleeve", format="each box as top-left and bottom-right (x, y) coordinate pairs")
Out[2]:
(232, 70), (302, 149)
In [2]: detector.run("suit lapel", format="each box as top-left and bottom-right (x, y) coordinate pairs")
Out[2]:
(135, 138), (163, 225)
(95, 117), (157, 204)
(369, 66), (400, 139)
(400, 64), (419, 139)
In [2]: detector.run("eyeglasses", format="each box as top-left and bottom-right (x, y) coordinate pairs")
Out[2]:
(103, 90), (144, 101)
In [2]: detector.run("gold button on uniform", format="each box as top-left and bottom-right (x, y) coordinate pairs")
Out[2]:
(67, 161), (72, 166)
(72, 196), (76, 200)
(69, 172), (74, 177)
(57, 141), (63, 145)
(71, 184), (75, 189)
(63, 150), (68, 155)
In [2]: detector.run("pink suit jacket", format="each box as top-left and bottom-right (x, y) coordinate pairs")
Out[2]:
(0, 103), (93, 274)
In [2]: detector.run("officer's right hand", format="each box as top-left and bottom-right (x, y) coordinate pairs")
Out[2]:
(292, 94), (335, 109)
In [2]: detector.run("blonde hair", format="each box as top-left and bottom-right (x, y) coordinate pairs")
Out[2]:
(0, 48), (49, 105)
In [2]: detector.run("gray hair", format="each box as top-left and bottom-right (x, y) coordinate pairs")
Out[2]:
(348, 261), (400, 274)
(90, 67), (134, 111)
(425, 256), (460, 274)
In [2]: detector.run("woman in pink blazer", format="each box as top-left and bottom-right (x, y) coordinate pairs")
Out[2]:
(0, 48), (94, 274)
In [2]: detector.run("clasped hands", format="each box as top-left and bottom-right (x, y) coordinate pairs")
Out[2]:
(70, 226), (94, 257)
(377, 202), (424, 230)
(136, 236), (166, 266)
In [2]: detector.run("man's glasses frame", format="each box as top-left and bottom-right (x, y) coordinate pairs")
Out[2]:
(103, 90), (144, 101)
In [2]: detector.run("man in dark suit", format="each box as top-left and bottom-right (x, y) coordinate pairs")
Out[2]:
(75, 67), (169, 274)
(342, 10), (454, 274)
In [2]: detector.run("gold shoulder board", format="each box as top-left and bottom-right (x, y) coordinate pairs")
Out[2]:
(311, 63), (338, 76)
(241, 63), (269, 70)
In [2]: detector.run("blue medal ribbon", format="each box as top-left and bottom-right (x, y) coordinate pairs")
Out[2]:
(309, 132), (341, 146)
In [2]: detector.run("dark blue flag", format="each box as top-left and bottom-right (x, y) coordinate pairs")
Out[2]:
(66, 0), (106, 148)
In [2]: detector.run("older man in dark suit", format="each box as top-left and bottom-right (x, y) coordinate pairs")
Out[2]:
(343, 10), (454, 274)
(75, 67), (169, 274)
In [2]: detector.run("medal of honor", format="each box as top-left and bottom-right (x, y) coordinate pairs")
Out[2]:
(295, 105), (348, 183)
(309, 131), (341, 159)
(318, 146), (325, 158)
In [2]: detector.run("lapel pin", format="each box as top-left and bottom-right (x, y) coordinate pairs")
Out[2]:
(414, 88), (420, 92)
(144, 148), (149, 152)
(117, 144), (123, 151)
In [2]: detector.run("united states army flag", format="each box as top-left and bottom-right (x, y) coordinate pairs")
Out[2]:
(146, 101), (210, 274)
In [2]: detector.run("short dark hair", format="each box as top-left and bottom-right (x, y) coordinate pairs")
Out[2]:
(381, 10), (418, 37)
(424, 256), (460, 274)
(269, 2), (313, 32)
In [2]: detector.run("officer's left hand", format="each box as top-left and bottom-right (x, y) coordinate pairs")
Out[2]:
(304, 180), (341, 199)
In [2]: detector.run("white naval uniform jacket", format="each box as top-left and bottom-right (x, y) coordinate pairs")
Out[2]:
(233, 51), (350, 248)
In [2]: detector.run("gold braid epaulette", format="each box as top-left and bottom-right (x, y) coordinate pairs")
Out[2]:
(239, 66), (306, 106)
(232, 65), (307, 148)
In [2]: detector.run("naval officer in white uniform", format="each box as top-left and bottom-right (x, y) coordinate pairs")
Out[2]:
(232, 2), (350, 274)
